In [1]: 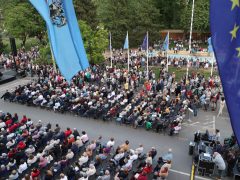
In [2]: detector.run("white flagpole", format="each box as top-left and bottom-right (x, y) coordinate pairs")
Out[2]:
(211, 53), (214, 77)
(166, 31), (169, 72)
(110, 32), (113, 68)
(127, 31), (130, 71)
(147, 31), (149, 79)
(187, 0), (195, 81)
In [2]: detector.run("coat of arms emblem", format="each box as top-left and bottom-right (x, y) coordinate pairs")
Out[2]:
(49, 0), (67, 27)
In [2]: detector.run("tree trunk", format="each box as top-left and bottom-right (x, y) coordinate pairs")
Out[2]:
(21, 36), (26, 48)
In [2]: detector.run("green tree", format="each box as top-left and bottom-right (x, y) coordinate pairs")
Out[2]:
(155, 0), (187, 29)
(2, 1), (45, 47)
(79, 20), (108, 64)
(73, 0), (98, 28)
(96, 0), (161, 48)
(34, 44), (52, 65)
(180, 0), (209, 32)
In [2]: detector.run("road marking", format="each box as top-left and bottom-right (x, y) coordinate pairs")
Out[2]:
(203, 121), (214, 125)
(189, 122), (200, 126)
(170, 169), (211, 180)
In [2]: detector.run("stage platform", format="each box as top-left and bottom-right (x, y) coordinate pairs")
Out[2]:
(0, 75), (16, 85)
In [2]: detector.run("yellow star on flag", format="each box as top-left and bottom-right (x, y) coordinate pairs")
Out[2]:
(236, 47), (240, 57)
(230, 23), (239, 40)
(231, 0), (240, 10)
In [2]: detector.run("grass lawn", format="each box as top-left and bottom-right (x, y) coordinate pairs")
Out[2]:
(112, 63), (218, 82)
(152, 66), (218, 82)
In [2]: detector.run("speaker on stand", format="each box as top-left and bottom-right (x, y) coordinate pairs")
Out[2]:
(9, 37), (18, 72)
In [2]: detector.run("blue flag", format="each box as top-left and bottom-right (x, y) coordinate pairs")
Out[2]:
(163, 32), (169, 51)
(123, 32), (129, 49)
(109, 32), (112, 50)
(210, 0), (240, 143)
(142, 34), (148, 50)
(208, 37), (213, 53)
(29, 0), (89, 82)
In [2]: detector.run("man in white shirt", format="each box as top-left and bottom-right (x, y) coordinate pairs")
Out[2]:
(0, 120), (6, 128)
(81, 131), (89, 144)
(106, 138), (115, 148)
(33, 93), (43, 105)
(18, 160), (28, 174)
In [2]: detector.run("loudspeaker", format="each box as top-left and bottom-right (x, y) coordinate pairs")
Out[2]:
(9, 37), (17, 56)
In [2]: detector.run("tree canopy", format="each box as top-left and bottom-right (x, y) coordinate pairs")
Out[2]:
(0, 0), (210, 54)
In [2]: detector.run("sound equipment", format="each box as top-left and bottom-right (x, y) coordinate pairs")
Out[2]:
(197, 153), (215, 176)
(9, 37), (17, 56)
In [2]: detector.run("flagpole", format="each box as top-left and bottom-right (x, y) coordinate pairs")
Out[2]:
(147, 31), (149, 79)
(187, 0), (195, 81)
(211, 53), (214, 77)
(50, 45), (57, 73)
(166, 31), (169, 72)
(110, 32), (113, 68)
(127, 31), (130, 71)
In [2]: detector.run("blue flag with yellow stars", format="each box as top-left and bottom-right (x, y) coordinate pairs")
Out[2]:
(211, 0), (240, 144)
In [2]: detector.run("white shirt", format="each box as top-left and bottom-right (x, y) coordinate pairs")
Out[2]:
(18, 162), (28, 174)
(81, 134), (89, 143)
(27, 157), (37, 166)
(106, 140), (115, 148)
(79, 155), (88, 166)
(0, 122), (6, 128)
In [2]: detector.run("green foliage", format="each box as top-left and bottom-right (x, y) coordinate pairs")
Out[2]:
(180, 0), (209, 32)
(0, 35), (6, 54)
(73, 0), (98, 28)
(155, 0), (188, 29)
(1, 1), (45, 47)
(79, 20), (108, 64)
(34, 44), (52, 65)
(96, 0), (161, 48)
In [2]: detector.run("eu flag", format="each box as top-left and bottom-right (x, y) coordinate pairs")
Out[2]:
(211, 0), (240, 143)
(29, 0), (89, 82)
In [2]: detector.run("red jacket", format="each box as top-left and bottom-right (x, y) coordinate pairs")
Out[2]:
(142, 165), (152, 174)
(64, 129), (72, 137)
(137, 174), (148, 180)
(5, 119), (13, 126)
(17, 141), (26, 150)
(20, 117), (27, 124)
(8, 123), (19, 133)
(31, 169), (40, 178)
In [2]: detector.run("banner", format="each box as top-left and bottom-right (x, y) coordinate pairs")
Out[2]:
(29, 0), (89, 81)
(210, 0), (240, 143)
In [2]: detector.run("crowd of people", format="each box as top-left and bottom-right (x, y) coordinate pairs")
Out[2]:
(1, 62), (223, 136)
(0, 111), (173, 180)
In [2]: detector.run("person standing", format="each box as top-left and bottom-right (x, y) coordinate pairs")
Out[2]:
(212, 152), (226, 180)
(217, 97), (225, 117)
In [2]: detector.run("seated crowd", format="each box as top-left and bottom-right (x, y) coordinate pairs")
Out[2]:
(0, 111), (173, 180)
(1, 64), (222, 136)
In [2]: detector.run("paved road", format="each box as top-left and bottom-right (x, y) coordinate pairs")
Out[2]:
(0, 79), (233, 180)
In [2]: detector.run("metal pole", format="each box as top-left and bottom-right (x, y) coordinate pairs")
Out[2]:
(50, 45), (57, 72)
(187, 0), (195, 81)
(166, 31), (169, 72)
(110, 32), (113, 68)
(211, 53), (214, 77)
(146, 31), (149, 79)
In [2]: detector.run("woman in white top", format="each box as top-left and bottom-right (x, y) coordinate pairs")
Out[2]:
(27, 155), (37, 166)
(217, 97), (225, 117)
(18, 160), (28, 174)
